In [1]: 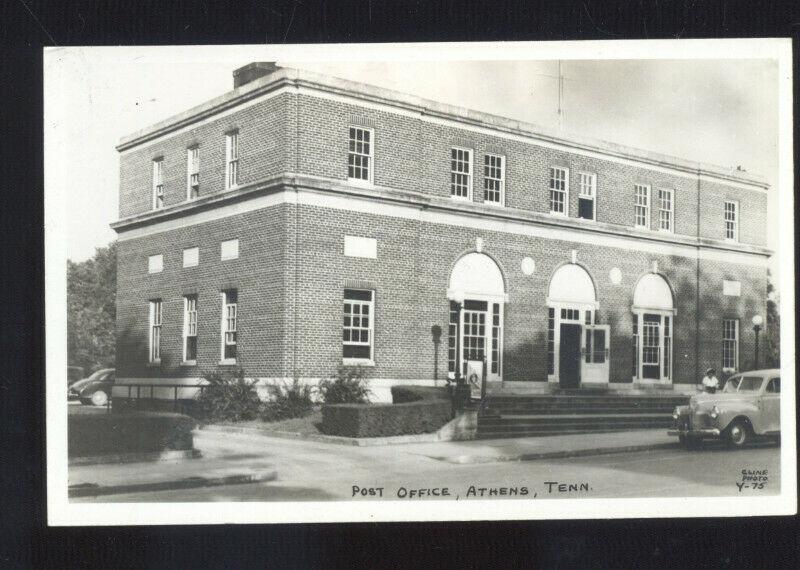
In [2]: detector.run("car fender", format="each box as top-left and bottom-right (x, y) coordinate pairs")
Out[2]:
(715, 402), (759, 433)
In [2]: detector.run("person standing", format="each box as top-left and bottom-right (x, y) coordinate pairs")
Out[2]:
(700, 368), (720, 393)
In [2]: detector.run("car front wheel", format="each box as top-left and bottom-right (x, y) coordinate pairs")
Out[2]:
(90, 390), (109, 407)
(726, 420), (750, 448)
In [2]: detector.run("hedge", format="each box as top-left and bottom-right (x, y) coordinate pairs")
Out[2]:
(321, 385), (452, 438)
(68, 410), (196, 457)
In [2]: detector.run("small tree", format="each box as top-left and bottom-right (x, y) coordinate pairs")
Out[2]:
(764, 271), (780, 368)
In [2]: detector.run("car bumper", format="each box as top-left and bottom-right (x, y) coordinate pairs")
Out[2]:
(667, 428), (721, 438)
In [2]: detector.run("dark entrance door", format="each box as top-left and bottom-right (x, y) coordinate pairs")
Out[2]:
(559, 323), (582, 389)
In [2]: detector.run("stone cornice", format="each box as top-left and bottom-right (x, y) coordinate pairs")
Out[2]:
(111, 173), (773, 259)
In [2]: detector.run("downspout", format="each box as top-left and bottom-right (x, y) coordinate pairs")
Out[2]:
(292, 85), (300, 382)
(695, 169), (701, 384)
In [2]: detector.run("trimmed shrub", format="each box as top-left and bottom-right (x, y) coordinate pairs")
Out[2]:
(68, 411), (195, 457)
(193, 368), (261, 423)
(261, 379), (315, 422)
(391, 385), (449, 404)
(321, 400), (452, 438)
(318, 365), (370, 404)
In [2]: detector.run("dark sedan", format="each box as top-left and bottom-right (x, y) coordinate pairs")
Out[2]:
(68, 368), (115, 406)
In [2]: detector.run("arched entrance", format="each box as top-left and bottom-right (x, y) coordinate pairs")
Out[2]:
(447, 253), (506, 383)
(547, 264), (605, 388)
(632, 273), (675, 383)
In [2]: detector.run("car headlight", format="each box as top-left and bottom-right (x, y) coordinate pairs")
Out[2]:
(710, 405), (720, 419)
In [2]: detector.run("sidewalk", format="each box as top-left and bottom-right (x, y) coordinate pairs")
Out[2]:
(399, 429), (677, 464)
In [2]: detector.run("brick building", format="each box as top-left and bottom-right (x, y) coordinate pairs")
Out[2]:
(112, 62), (771, 401)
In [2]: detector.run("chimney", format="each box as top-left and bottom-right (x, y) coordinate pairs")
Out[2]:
(233, 62), (280, 89)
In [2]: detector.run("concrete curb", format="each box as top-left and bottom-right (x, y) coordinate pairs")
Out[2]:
(69, 449), (201, 466)
(427, 441), (678, 464)
(68, 469), (278, 498)
(201, 424), (443, 446)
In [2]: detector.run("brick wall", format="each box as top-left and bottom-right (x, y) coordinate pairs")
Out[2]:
(119, 89), (767, 247)
(116, 204), (288, 379)
(118, 93), (294, 218)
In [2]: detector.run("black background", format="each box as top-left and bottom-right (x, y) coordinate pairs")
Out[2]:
(1, 1), (798, 567)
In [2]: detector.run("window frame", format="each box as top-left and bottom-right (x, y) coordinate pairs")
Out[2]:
(182, 295), (198, 365)
(347, 126), (374, 186)
(342, 289), (375, 365)
(722, 318), (739, 372)
(483, 153), (505, 206)
(450, 147), (473, 201)
(225, 130), (239, 190)
(152, 157), (164, 210)
(634, 184), (651, 229)
(658, 187), (674, 233)
(186, 145), (200, 200)
(148, 299), (162, 364)
(577, 171), (596, 221)
(220, 289), (238, 364)
(548, 166), (569, 216)
(724, 200), (739, 242)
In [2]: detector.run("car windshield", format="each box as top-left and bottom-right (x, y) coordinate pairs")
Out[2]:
(723, 377), (740, 392)
(736, 376), (764, 392)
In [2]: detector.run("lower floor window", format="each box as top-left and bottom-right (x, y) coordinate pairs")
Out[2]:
(149, 299), (162, 363)
(184, 295), (198, 362)
(343, 289), (374, 360)
(221, 289), (237, 361)
(547, 308), (555, 375)
(634, 312), (672, 381)
(723, 318), (739, 370)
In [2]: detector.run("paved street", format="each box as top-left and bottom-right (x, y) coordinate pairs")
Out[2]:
(72, 429), (780, 502)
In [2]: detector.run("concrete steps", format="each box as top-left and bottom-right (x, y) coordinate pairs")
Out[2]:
(476, 393), (689, 439)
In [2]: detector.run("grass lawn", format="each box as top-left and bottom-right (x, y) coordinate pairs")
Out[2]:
(218, 408), (324, 436)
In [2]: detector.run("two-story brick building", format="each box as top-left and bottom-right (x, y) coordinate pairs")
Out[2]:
(112, 62), (771, 402)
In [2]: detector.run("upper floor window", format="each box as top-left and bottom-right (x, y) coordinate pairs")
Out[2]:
(149, 299), (162, 363)
(578, 172), (595, 220)
(483, 154), (505, 205)
(225, 131), (239, 190)
(343, 289), (374, 362)
(187, 146), (200, 200)
(450, 148), (472, 200)
(221, 289), (238, 363)
(658, 188), (673, 232)
(722, 318), (739, 371)
(152, 158), (164, 210)
(348, 127), (373, 184)
(183, 295), (198, 363)
(549, 166), (568, 215)
(724, 200), (738, 241)
(634, 184), (650, 228)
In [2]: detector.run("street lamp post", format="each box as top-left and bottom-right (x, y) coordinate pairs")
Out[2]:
(752, 314), (763, 370)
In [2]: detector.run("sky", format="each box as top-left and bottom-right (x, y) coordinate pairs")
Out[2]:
(44, 45), (780, 277)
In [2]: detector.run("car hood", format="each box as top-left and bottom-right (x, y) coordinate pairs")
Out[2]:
(690, 392), (755, 409)
(68, 378), (94, 391)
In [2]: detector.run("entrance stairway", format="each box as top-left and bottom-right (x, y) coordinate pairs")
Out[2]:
(475, 392), (690, 439)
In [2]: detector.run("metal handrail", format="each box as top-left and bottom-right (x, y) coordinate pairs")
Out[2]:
(110, 382), (209, 413)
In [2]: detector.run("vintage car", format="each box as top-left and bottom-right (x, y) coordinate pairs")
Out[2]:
(668, 369), (780, 448)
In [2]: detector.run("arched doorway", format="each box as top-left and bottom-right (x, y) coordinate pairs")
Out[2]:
(447, 253), (506, 383)
(547, 264), (603, 388)
(632, 273), (675, 383)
